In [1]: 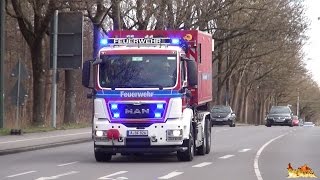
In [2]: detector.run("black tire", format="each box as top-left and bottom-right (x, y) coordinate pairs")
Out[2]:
(177, 124), (195, 161)
(229, 121), (235, 127)
(266, 123), (271, 127)
(198, 118), (211, 154)
(205, 119), (211, 154)
(198, 120), (208, 155)
(94, 150), (112, 162)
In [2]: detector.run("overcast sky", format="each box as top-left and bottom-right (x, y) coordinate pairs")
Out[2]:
(304, 0), (320, 85)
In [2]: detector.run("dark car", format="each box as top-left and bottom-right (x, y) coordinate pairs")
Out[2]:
(265, 106), (293, 127)
(210, 105), (236, 127)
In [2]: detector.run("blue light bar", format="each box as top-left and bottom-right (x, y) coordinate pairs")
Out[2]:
(113, 113), (120, 118)
(155, 113), (161, 118)
(157, 104), (164, 109)
(171, 38), (180, 45)
(100, 38), (108, 46)
(111, 104), (118, 110)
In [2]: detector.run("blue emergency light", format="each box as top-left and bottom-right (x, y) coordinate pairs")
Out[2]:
(100, 38), (108, 46)
(113, 113), (120, 118)
(171, 38), (180, 45)
(99, 37), (183, 47)
(157, 103), (164, 109)
(111, 104), (118, 110)
(154, 113), (161, 118)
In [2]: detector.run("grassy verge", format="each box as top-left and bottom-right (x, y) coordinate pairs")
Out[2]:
(0, 128), (11, 136)
(0, 123), (91, 136)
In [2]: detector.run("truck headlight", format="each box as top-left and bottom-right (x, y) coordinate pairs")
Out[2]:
(96, 130), (104, 137)
(173, 130), (182, 136)
(167, 129), (183, 141)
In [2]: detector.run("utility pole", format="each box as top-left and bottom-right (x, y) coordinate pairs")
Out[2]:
(0, 0), (5, 128)
(297, 89), (300, 117)
(51, 10), (58, 128)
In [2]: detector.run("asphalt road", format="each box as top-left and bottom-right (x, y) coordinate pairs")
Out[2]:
(0, 125), (319, 180)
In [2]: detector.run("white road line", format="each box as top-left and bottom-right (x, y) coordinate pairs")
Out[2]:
(7, 171), (36, 178)
(192, 162), (212, 167)
(98, 171), (128, 180)
(254, 133), (287, 180)
(158, 171), (184, 179)
(239, 148), (251, 152)
(35, 171), (78, 180)
(0, 132), (91, 144)
(219, 154), (234, 159)
(57, 161), (79, 167)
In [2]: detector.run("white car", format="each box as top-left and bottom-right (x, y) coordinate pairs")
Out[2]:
(303, 122), (315, 127)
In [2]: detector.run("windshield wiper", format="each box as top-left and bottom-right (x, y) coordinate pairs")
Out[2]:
(134, 84), (163, 90)
(110, 83), (133, 90)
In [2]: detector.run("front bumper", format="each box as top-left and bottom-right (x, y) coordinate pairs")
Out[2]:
(94, 144), (187, 153)
(267, 119), (292, 126)
(211, 118), (232, 125)
(94, 120), (187, 146)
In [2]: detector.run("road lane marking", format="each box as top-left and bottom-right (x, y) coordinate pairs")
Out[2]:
(35, 171), (79, 180)
(98, 171), (128, 180)
(57, 161), (79, 167)
(219, 154), (234, 159)
(192, 162), (212, 167)
(7, 171), (36, 178)
(239, 148), (251, 152)
(0, 132), (91, 144)
(254, 133), (287, 180)
(158, 171), (183, 179)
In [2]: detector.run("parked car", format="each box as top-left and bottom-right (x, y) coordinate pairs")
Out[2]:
(303, 122), (315, 127)
(292, 116), (299, 126)
(210, 105), (236, 127)
(265, 106), (293, 127)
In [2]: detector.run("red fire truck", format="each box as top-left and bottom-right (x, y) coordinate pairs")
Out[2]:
(82, 30), (213, 162)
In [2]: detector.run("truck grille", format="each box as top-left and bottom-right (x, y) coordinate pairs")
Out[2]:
(108, 102), (166, 119)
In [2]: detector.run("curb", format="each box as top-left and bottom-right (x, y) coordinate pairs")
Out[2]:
(0, 138), (92, 156)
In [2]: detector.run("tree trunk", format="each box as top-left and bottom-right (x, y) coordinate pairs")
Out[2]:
(216, 44), (224, 104)
(30, 40), (46, 126)
(111, 0), (121, 30)
(231, 76), (240, 111)
(64, 70), (77, 124)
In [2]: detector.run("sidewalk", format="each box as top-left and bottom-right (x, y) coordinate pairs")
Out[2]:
(0, 127), (92, 155)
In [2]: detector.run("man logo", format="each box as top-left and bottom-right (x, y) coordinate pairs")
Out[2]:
(125, 109), (150, 114)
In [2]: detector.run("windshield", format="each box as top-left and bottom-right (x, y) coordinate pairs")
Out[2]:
(211, 106), (231, 113)
(270, 106), (291, 114)
(99, 54), (177, 89)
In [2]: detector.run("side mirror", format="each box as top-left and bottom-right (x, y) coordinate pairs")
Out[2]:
(82, 60), (93, 89)
(185, 59), (198, 87)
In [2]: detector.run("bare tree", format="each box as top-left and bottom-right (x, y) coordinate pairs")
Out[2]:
(6, 0), (60, 125)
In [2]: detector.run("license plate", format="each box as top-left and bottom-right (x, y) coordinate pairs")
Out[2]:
(276, 119), (285, 122)
(127, 130), (148, 136)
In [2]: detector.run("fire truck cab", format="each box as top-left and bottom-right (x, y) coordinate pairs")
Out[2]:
(82, 30), (213, 162)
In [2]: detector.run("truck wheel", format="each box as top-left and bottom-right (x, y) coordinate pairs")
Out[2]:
(94, 150), (112, 162)
(198, 119), (211, 155)
(205, 118), (211, 154)
(177, 125), (194, 161)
